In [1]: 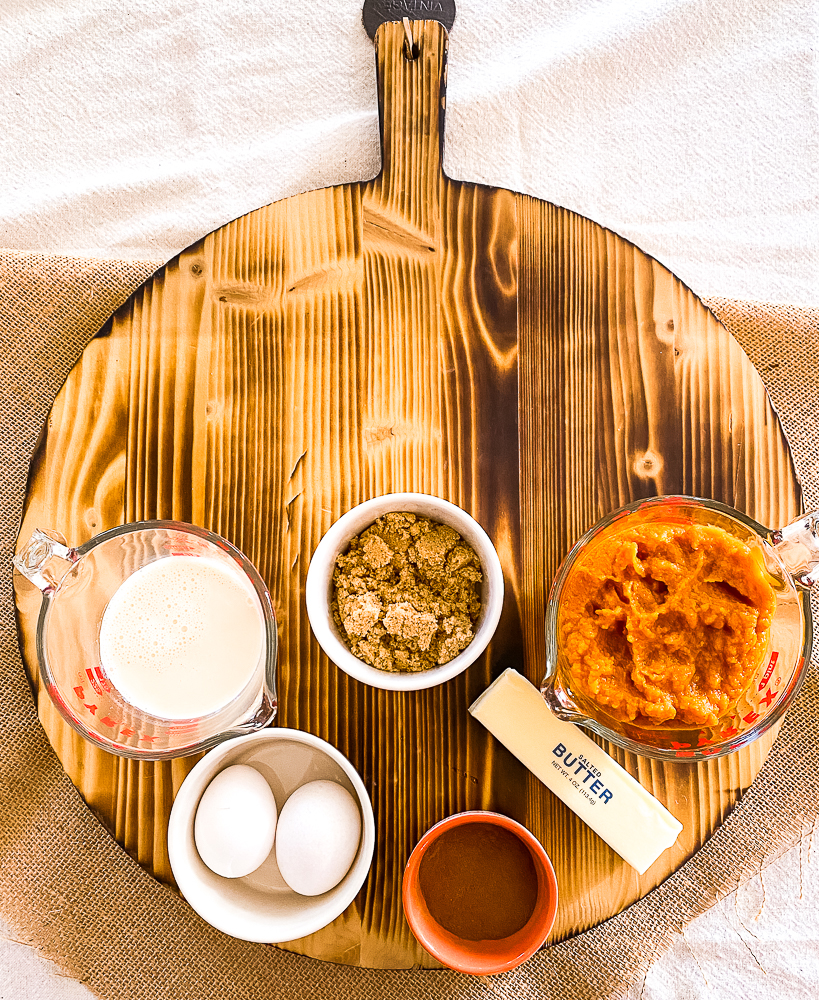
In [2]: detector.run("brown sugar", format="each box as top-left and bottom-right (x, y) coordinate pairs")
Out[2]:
(331, 511), (483, 673)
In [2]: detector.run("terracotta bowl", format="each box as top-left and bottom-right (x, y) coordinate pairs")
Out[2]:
(402, 811), (558, 975)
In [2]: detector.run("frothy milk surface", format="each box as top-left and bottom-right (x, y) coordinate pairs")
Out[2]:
(99, 555), (265, 719)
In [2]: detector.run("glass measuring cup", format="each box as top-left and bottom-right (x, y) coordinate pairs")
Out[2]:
(542, 497), (814, 760)
(13, 521), (278, 760)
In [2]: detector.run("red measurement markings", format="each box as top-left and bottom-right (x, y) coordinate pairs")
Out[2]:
(757, 651), (779, 692)
(85, 666), (112, 695)
(719, 725), (739, 739)
(743, 711), (760, 724)
(72, 687), (145, 742)
(168, 542), (200, 558)
(760, 688), (778, 707)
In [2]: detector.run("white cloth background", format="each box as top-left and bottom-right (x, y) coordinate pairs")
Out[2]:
(1, 0), (818, 996)
(3, 0), (818, 305)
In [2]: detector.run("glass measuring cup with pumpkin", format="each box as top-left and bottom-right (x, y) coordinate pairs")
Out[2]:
(542, 495), (815, 760)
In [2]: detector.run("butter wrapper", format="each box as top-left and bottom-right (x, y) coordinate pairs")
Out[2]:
(469, 668), (683, 874)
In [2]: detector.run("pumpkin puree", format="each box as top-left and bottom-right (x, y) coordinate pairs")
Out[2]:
(558, 522), (776, 727)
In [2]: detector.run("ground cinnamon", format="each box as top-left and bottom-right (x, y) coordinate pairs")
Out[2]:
(417, 823), (538, 941)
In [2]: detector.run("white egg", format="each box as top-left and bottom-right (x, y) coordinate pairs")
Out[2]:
(194, 764), (278, 878)
(275, 780), (362, 896)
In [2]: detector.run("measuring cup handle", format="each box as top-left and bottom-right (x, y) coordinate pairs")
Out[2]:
(770, 510), (819, 589)
(13, 528), (79, 594)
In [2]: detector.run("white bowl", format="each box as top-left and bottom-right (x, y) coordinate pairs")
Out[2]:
(167, 728), (375, 943)
(305, 493), (504, 691)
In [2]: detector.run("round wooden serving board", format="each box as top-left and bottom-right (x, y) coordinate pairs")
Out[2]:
(14, 20), (801, 969)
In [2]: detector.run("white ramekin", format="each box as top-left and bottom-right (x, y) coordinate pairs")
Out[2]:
(305, 492), (505, 691)
(167, 728), (375, 943)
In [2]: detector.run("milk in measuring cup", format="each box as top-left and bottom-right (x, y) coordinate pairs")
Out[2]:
(99, 555), (265, 719)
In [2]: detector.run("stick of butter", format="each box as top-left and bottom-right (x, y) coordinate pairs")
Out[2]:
(468, 668), (683, 874)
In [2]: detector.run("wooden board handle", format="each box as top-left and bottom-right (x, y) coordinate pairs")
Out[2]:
(373, 20), (448, 229)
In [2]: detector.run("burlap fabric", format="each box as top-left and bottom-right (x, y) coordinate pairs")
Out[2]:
(0, 248), (816, 999)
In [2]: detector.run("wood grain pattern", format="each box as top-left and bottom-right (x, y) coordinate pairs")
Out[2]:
(14, 20), (800, 967)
